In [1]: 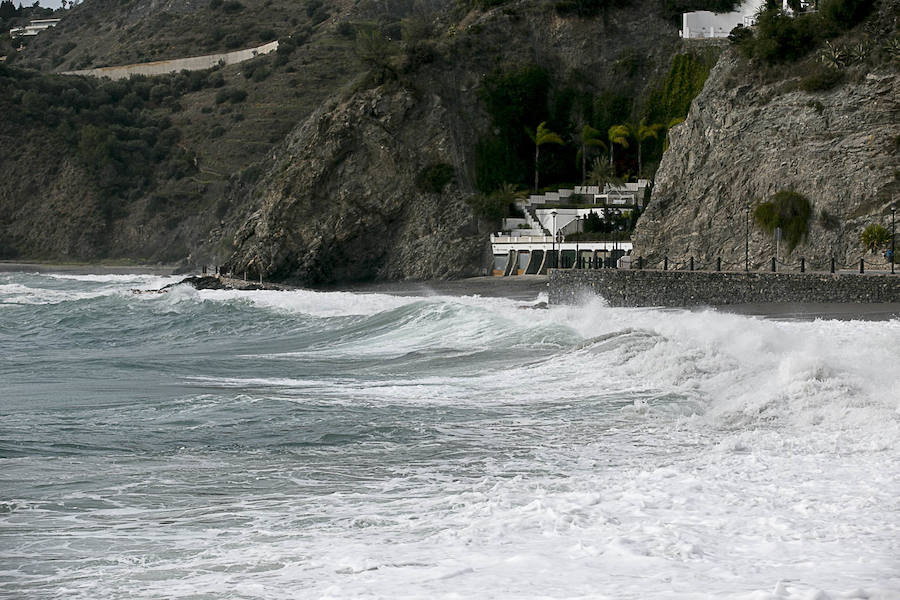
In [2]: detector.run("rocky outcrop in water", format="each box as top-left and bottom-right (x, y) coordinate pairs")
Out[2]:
(633, 50), (900, 270)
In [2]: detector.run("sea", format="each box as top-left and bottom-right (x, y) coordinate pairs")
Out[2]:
(1, 271), (898, 600)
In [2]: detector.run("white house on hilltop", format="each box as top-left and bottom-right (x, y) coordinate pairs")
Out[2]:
(9, 18), (61, 39)
(680, 0), (814, 39)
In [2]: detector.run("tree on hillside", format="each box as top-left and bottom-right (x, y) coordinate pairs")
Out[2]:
(629, 118), (664, 178)
(607, 124), (630, 173)
(355, 30), (396, 84)
(576, 124), (607, 185)
(587, 157), (623, 191)
(526, 121), (564, 192)
(0, 0), (18, 20)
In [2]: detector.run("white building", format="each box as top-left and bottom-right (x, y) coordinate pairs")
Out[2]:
(680, 0), (815, 39)
(10, 18), (61, 38)
(488, 183), (646, 276)
(680, 0), (760, 39)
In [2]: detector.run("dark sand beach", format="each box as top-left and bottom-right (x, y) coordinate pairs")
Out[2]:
(3, 263), (898, 319)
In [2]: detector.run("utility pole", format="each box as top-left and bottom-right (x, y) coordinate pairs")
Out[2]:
(745, 205), (750, 272)
(892, 204), (896, 275)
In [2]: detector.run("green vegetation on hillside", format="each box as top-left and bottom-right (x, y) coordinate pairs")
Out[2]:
(733, 0), (877, 65)
(753, 190), (812, 250)
(645, 50), (716, 125)
(474, 46), (716, 195)
(1, 64), (202, 214)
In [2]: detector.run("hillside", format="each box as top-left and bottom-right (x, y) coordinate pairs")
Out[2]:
(633, 0), (900, 270)
(2, 0), (702, 278)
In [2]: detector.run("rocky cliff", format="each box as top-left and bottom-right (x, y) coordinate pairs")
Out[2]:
(221, 85), (488, 283)
(216, 0), (682, 284)
(634, 48), (900, 270)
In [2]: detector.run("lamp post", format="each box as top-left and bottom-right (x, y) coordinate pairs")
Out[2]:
(892, 205), (896, 275)
(744, 205), (750, 272)
(575, 215), (581, 268)
(550, 210), (558, 270)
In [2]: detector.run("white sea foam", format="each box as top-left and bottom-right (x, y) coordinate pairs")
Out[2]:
(3, 274), (899, 600)
(0, 274), (181, 305)
(180, 286), (529, 318)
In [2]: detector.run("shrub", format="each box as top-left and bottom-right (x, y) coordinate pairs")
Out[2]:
(251, 66), (270, 83)
(860, 223), (890, 253)
(466, 193), (508, 221)
(753, 190), (812, 250)
(751, 9), (822, 64)
(221, 0), (243, 13)
(728, 24), (753, 45)
(336, 21), (356, 38)
(799, 66), (843, 92)
(416, 163), (455, 193)
(820, 0), (875, 30)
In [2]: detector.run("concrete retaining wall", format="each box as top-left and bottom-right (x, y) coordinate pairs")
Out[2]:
(62, 41), (278, 80)
(549, 269), (900, 306)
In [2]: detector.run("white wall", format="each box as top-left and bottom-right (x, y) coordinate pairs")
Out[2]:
(681, 0), (762, 38)
(62, 40), (278, 80)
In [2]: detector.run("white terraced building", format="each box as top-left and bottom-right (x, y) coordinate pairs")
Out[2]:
(490, 181), (649, 276)
(9, 18), (61, 38)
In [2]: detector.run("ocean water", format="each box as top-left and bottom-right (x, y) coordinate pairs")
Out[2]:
(1, 271), (899, 600)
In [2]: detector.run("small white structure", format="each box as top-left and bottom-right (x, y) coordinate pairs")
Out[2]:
(680, 0), (761, 39)
(10, 18), (61, 38)
(681, 0), (815, 39)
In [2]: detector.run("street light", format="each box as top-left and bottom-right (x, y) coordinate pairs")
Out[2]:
(575, 215), (581, 268)
(745, 205), (750, 272)
(550, 210), (558, 270)
(892, 204), (896, 275)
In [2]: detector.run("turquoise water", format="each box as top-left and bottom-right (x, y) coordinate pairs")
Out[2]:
(1, 272), (899, 599)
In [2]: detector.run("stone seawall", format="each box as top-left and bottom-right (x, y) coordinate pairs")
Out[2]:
(549, 269), (900, 306)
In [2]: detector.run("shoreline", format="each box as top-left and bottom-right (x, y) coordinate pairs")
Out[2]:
(4, 263), (899, 319)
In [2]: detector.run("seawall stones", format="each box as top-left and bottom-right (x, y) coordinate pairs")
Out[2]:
(549, 269), (900, 306)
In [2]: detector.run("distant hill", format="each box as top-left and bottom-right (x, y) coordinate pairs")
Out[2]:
(2, 0), (769, 282)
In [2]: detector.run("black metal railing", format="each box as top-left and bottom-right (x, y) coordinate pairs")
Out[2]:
(565, 253), (898, 274)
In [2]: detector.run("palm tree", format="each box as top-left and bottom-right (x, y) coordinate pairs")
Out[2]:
(587, 157), (623, 191)
(607, 124), (630, 173)
(526, 121), (564, 192)
(576, 124), (607, 185)
(861, 224), (891, 253)
(629, 118), (664, 178)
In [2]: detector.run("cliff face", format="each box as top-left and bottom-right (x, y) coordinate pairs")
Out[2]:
(216, 0), (683, 284)
(634, 50), (900, 270)
(222, 84), (488, 283)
